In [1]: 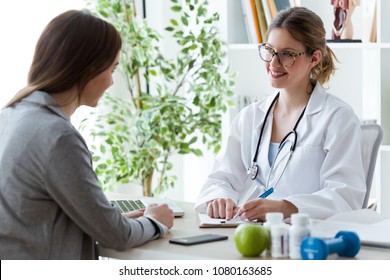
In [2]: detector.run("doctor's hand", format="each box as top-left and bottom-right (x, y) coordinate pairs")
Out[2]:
(237, 199), (298, 221)
(207, 198), (238, 221)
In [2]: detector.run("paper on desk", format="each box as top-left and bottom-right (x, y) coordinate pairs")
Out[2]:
(197, 184), (265, 228)
(197, 212), (246, 228)
(310, 209), (390, 248)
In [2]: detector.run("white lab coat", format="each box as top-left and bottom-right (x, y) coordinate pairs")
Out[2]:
(195, 83), (366, 219)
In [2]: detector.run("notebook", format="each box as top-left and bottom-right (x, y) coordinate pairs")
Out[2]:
(111, 197), (185, 217)
(197, 212), (248, 228)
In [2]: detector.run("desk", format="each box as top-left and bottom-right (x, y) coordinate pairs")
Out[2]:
(99, 195), (390, 260)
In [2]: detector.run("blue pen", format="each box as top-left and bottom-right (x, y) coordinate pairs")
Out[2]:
(259, 187), (274, 198)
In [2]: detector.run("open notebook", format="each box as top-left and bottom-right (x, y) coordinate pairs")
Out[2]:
(111, 197), (185, 217)
(197, 212), (249, 228)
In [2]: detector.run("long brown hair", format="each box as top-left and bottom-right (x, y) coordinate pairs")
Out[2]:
(268, 7), (337, 85)
(5, 10), (122, 107)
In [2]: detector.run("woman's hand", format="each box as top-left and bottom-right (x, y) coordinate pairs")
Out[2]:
(237, 199), (298, 221)
(122, 209), (145, 218)
(206, 198), (238, 221)
(144, 204), (174, 229)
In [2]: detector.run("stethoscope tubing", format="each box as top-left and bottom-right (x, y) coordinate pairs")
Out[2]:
(249, 92), (306, 181)
(252, 93), (280, 164)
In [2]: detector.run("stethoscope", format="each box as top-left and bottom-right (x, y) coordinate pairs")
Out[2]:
(247, 92), (306, 182)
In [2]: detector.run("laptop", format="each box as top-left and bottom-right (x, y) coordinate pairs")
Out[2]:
(111, 197), (185, 217)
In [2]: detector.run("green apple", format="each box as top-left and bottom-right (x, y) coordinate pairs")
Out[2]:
(234, 223), (269, 257)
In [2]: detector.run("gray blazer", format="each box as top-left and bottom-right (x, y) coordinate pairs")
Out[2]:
(0, 91), (164, 259)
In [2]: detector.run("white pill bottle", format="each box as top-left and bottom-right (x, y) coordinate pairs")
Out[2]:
(263, 212), (284, 256)
(289, 213), (310, 259)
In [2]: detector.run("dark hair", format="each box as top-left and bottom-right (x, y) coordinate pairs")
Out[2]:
(6, 10), (122, 107)
(268, 7), (337, 84)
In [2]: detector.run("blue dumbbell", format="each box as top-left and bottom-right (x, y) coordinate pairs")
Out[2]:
(300, 231), (360, 260)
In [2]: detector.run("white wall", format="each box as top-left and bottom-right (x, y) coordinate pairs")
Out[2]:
(0, 0), (85, 108)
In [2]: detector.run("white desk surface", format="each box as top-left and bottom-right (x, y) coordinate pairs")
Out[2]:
(100, 194), (390, 260)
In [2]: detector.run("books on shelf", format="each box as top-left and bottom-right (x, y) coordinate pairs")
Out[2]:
(267, 0), (278, 19)
(261, 0), (272, 26)
(274, 0), (291, 12)
(365, 0), (377, 43)
(255, 0), (269, 42)
(241, 0), (261, 43)
(369, 3), (377, 43)
(241, 0), (295, 44)
(250, 0), (262, 43)
(289, 0), (296, 7)
(241, 0), (296, 44)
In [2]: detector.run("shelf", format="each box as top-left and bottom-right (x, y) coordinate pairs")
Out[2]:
(327, 42), (364, 49)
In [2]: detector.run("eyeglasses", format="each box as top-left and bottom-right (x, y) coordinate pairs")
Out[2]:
(258, 43), (313, 67)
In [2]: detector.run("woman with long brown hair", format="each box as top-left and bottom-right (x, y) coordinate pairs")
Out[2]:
(0, 10), (173, 260)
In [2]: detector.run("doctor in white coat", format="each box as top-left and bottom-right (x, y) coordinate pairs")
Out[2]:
(195, 7), (365, 221)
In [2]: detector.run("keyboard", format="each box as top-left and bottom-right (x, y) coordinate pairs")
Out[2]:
(111, 199), (146, 213)
(111, 197), (185, 217)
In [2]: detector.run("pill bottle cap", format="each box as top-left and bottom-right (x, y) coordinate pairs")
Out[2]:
(290, 213), (309, 226)
(265, 212), (283, 223)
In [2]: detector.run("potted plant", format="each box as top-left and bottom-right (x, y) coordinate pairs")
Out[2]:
(80, 0), (235, 196)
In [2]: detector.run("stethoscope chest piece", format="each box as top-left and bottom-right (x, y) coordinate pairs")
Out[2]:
(247, 162), (259, 180)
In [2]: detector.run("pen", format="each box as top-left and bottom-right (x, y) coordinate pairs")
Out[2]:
(231, 187), (275, 220)
(259, 187), (274, 198)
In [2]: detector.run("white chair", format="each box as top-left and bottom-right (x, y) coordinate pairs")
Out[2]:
(360, 124), (383, 208)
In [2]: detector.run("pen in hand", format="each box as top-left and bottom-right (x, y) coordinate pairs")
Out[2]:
(231, 187), (275, 221)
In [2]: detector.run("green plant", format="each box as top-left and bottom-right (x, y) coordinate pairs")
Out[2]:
(80, 0), (235, 196)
